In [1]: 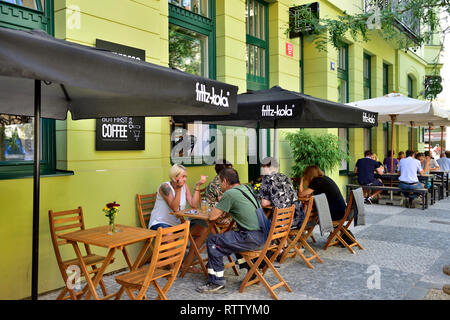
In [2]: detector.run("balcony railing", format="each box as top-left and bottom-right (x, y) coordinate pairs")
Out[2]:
(364, 0), (420, 43)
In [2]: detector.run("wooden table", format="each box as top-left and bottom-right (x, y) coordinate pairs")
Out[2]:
(172, 209), (213, 278)
(59, 224), (156, 300)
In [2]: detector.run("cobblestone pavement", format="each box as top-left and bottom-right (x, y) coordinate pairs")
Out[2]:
(40, 197), (450, 300)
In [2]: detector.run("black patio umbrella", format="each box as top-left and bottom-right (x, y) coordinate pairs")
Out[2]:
(0, 27), (238, 300)
(173, 86), (378, 129)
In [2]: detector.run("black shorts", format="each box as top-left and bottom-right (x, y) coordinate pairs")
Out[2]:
(363, 179), (383, 187)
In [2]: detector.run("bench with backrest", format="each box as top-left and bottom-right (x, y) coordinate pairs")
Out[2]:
(346, 184), (428, 210)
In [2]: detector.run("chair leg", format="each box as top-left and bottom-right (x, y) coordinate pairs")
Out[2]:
(153, 280), (169, 300)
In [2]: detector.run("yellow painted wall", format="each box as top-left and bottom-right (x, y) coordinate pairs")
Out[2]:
(2, 0), (178, 300)
(0, 0), (442, 299)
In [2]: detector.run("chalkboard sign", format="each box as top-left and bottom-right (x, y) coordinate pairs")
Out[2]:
(96, 117), (145, 150)
(95, 40), (146, 151)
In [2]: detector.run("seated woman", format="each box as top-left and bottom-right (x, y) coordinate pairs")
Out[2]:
(298, 165), (356, 246)
(298, 165), (346, 222)
(258, 157), (305, 229)
(149, 163), (207, 230)
(148, 164), (207, 272)
(416, 153), (432, 189)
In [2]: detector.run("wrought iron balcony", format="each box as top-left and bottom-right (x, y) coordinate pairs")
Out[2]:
(364, 0), (420, 43)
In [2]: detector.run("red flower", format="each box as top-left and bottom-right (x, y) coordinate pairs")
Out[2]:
(106, 201), (120, 208)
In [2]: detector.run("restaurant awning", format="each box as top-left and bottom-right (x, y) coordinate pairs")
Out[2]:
(0, 28), (238, 119)
(0, 27), (238, 300)
(173, 86), (378, 128)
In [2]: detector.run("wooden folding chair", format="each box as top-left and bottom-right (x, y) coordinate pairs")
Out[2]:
(298, 190), (317, 244)
(239, 205), (295, 300)
(323, 189), (364, 254)
(279, 196), (323, 269)
(137, 192), (157, 229)
(115, 221), (189, 300)
(136, 193), (157, 266)
(48, 207), (113, 300)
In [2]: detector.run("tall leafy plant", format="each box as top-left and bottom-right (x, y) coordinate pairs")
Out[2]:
(285, 130), (349, 181)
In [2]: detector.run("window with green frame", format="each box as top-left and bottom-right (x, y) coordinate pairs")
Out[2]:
(0, 117), (56, 179)
(168, 0), (217, 165)
(408, 75), (414, 98)
(0, 0), (56, 179)
(246, 0), (268, 91)
(383, 63), (389, 95)
(363, 53), (371, 100)
(337, 44), (348, 104)
(338, 128), (349, 174)
(338, 45), (349, 174)
(363, 54), (372, 152)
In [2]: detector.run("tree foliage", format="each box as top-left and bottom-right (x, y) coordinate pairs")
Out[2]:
(287, 0), (448, 99)
(285, 130), (349, 181)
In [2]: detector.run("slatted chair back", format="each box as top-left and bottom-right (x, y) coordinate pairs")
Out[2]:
(49, 207), (89, 259)
(137, 193), (157, 229)
(322, 191), (364, 254)
(116, 221), (190, 300)
(239, 205), (295, 300)
(278, 196), (323, 268)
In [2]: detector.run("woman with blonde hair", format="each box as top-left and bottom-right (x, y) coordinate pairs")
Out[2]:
(298, 165), (347, 221)
(148, 164), (207, 230)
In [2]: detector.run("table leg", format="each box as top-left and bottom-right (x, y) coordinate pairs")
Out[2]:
(70, 242), (100, 300)
(83, 247), (116, 300)
(179, 222), (212, 278)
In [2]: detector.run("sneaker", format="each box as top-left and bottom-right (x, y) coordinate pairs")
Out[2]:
(364, 198), (372, 205)
(196, 282), (228, 294)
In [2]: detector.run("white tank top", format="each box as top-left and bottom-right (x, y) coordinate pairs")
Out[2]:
(148, 181), (185, 228)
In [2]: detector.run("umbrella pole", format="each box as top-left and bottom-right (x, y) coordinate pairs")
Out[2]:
(410, 121), (414, 150)
(390, 115), (396, 174)
(441, 126), (444, 151)
(32, 80), (41, 300)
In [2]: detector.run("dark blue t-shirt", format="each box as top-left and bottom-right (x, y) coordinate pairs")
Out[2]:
(355, 157), (380, 185)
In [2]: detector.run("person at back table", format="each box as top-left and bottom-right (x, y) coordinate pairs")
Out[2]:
(437, 151), (450, 171)
(383, 150), (399, 173)
(354, 150), (384, 204)
(424, 151), (440, 171)
(398, 150), (430, 208)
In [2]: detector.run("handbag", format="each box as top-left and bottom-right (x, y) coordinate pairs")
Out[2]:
(235, 185), (272, 240)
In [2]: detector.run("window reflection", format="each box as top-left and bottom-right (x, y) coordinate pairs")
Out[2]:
(169, 24), (207, 77)
(0, 0), (43, 10)
(168, 0), (207, 17)
(0, 115), (35, 162)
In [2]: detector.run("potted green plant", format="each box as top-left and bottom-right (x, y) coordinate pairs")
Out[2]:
(285, 130), (349, 188)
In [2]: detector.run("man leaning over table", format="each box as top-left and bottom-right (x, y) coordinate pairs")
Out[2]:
(196, 168), (265, 294)
(398, 150), (430, 208)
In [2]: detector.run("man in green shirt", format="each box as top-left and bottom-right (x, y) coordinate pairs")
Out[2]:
(196, 168), (265, 294)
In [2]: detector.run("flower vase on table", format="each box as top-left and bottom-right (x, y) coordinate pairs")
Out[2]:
(103, 201), (120, 235)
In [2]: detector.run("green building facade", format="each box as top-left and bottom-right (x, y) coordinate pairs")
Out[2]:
(0, 0), (442, 299)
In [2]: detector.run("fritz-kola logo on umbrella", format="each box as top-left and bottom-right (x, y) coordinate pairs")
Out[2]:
(196, 82), (230, 108)
(362, 112), (376, 124)
(261, 104), (295, 117)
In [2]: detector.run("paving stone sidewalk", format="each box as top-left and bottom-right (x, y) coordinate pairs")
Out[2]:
(40, 197), (450, 300)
